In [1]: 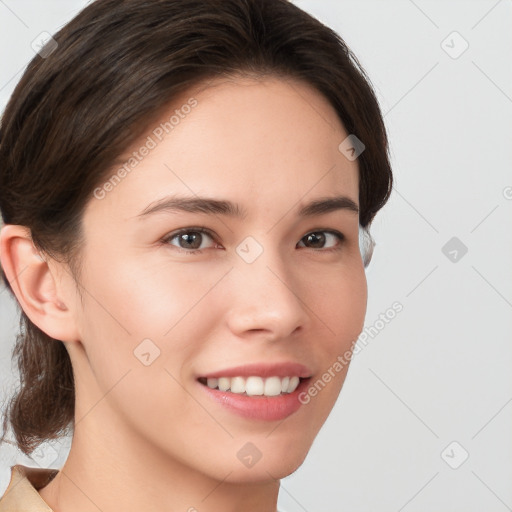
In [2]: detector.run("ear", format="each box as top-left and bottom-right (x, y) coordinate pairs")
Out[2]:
(0, 224), (80, 342)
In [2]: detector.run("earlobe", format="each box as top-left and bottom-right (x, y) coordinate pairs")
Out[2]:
(0, 224), (79, 342)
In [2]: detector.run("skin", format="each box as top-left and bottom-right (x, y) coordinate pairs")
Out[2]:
(0, 75), (367, 512)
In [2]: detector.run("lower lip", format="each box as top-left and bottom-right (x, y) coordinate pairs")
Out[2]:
(198, 378), (311, 421)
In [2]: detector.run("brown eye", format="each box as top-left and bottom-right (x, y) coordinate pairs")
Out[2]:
(298, 230), (345, 251)
(163, 228), (217, 253)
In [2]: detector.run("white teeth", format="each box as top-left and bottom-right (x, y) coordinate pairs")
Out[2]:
(245, 376), (264, 396)
(287, 376), (300, 393)
(218, 377), (230, 391)
(203, 375), (302, 396)
(230, 376), (245, 394)
(264, 376), (282, 396)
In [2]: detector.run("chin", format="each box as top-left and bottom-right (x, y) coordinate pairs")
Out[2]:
(214, 440), (312, 484)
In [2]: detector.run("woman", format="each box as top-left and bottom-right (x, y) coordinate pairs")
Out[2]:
(0, 0), (392, 510)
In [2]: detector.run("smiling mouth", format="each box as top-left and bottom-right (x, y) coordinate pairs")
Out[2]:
(197, 376), (307, 397)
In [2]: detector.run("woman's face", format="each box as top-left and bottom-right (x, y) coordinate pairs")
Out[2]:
(65, 76), (366, 482)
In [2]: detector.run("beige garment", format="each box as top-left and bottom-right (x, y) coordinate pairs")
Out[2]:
(0, 465), (57, 511)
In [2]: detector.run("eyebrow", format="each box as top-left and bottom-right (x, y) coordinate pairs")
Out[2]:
(137, 194), (359, 220)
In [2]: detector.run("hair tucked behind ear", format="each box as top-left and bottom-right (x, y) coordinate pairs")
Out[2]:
(0, 0), (392, 456)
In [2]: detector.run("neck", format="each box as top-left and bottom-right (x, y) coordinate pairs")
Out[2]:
(38, 393), (280, 512)
(39, 422), (280, 512)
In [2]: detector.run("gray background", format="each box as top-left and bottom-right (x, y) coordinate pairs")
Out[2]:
(1, 1), (511, 510)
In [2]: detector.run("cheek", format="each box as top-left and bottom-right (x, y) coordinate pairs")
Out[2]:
(102, 261), (198, 332)
(76, 253), (228, 370)
(335, 265), (367, 335)
(300, 263), (366, 405)
(73, 254), (218, 436)
(303, 259), (367, 349)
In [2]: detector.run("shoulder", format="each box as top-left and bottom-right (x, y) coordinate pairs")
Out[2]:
(0, 465), (58, 511)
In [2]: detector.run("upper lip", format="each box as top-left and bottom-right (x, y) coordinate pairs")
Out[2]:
(198, 362), (313, 379)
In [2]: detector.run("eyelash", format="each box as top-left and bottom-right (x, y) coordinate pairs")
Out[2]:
(161, 227), (346, 255)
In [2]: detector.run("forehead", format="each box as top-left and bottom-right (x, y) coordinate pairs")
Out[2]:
(85, 76), (359, 223)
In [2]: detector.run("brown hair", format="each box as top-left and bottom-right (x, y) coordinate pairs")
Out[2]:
(0, 0), (393, 456)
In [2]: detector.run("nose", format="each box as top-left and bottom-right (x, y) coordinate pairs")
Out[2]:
(225, 245), (310, 341)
